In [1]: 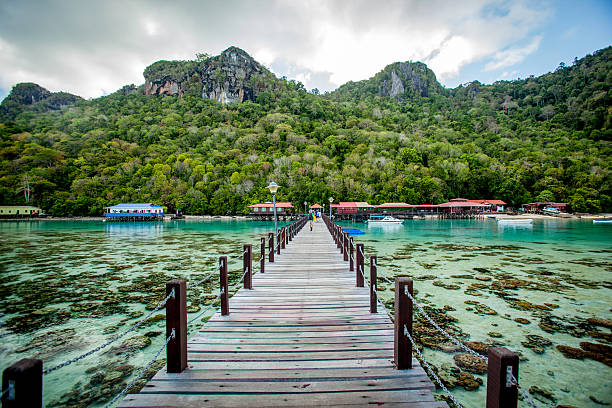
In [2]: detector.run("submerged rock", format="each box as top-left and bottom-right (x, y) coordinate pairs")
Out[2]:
(521, 334), (553, 354)
(529, 385), (557, 403)
(587, 317), (612, 329)
(453, 353), (487, 374)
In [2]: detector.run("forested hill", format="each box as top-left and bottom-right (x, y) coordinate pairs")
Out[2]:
(0, 46), (610, 216)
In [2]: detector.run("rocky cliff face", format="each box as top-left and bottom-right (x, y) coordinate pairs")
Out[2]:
(0, 83), (81, 121)
(143, 47), (275, 103)
(331, 60), (445, 101)
(378, 62), (439, 98)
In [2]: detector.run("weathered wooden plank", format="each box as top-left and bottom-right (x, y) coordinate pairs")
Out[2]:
(152, 366), (428, 381)
(186, 349), (393, 361)
(118, 390), (441, 407)
(187, 335), (396, 345)
(185, 358), (397, 369)
(141, 377), (434, 393)
(186, 342), (393, 352)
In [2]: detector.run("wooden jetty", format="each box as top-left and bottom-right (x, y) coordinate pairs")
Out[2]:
(118, 221), (445, 407)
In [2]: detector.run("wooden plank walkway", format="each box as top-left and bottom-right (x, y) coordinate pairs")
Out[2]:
(119, 221), (446, 407)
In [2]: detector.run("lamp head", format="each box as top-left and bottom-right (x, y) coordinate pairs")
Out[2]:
(267, 181), (279, 194)
(329, 197), (334, 203)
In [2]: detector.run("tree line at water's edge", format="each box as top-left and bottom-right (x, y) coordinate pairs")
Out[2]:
(0, 46), (610, 215)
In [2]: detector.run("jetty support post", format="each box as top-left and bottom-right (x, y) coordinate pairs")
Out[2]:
(343, 233), (349, 261)
(356, 243), (364, 287)
(260, 237), (265, 274)
(220, 256), (229, 316)
(349, 237), (354, 272)
(486, 347), (519, 408)
(268, 233), (274, 263)
(394, 277), (413, 369)
(166, 279), (187, 373)
(370, 255), (377, 313)
(244, 244), (252, 289)
(1, 358), (43, 408)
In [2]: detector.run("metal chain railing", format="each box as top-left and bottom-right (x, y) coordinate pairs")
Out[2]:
(187, 264), (221, 289)
(404, 325), (464, 408)
(104, 329), (175, 408)
(188, 289), (223, 325)
(405, 291), (489, 363)
(510, 373), (539, 408)
(360, 247), (539, 408)
(43, 289), (176, 375)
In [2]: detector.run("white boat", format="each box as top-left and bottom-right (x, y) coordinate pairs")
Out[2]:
(593, 219), (612, 224)
(365, 215), (403, 224)
(542, 207), (561, 215)
(496, 218), (533, 224)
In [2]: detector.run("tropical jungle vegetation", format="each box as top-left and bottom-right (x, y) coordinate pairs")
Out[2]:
(0, 46), (610, 215)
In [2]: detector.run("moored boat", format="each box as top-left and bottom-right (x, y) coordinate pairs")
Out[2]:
(365, 215), (403, 224)
(496, 218), (533, 224)
(593, 219), (612, 224)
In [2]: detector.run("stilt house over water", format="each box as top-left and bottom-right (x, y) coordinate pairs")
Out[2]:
(103, 203), (165, 221)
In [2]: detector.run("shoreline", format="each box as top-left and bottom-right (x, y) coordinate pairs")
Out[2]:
(1, 213), (609, 222)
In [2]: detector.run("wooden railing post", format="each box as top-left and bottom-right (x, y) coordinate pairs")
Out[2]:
(486, 347), (519, 408)
(349, 237), (354, 271)
(289, 224), (293, 241)
(220, 256), (229, 316)
(370, 255), (377, 313)
(281, 227), (286, 249)
(343, 233), (349, 261)
(244, 244), (252, 289)
(260, 237), (265, 274)
(277, 230), (281, 255)
(356, 243), (364, 287)
(394, 277), (413, 369)
(166, 279), (187, 373)
(268, 233), (274, 263)
(336, 226), (341, 248)
(1, 358), (42, 407)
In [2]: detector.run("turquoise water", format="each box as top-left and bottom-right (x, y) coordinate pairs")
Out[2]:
(0, 219), (610, 407)
(340, 218), (612, 407)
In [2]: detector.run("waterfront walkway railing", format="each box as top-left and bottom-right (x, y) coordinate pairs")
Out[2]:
(0, 216), (308, 408)
(321, 214), (539, 408)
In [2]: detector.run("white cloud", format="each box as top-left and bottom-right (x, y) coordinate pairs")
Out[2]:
(0, 0), (552, 98)
(484, 35), (542, 71)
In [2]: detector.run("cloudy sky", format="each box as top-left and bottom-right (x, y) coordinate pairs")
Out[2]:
(0, 0), (610, 100)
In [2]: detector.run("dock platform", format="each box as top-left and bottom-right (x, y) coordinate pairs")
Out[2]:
(118, 221), (445, 407)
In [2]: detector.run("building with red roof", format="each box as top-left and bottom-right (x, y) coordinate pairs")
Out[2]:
(248, 202), (294, 215)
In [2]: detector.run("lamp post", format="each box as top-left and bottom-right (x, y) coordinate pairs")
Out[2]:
(267, 181), (279, 239)
(329, 197), (334, 219)
(304, 201), (307, 215)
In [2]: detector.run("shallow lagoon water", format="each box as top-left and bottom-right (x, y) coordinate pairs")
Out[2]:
(0, 218), (610, 407)
(340, 218), (612, 407)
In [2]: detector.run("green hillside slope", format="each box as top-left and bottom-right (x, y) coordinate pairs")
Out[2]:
(0, 47), (610, 215)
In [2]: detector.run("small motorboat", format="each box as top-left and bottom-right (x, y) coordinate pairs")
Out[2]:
(344, 228), (365, 235)
(365, 215), (403, 224)
(496, 218), (533, 224)
(593, 219), (612, 224)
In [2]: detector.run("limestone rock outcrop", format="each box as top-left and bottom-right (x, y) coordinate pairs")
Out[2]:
(143, 47), (275, 104)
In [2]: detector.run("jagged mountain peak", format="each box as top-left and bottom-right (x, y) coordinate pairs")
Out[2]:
(331, 60), (445, 101)
(143, 46), (276, 104)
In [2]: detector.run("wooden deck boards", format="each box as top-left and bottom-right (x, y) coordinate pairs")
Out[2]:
(118, 221), (445, 407)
